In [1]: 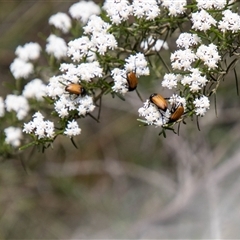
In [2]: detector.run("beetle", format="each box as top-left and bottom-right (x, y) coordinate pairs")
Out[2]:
(149, 93), (168, 112)
(168, 103), (184, 123)
(126, 71), (138, 91)
(65, 83), (86, 96)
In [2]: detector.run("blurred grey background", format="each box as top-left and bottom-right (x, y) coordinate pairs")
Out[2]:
(1, 1), (240, 239)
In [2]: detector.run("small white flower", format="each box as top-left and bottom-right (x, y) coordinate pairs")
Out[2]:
(169, 94), (186, 108)
(15, 42), (41, 62)
(218, 9), (240, 33)
(59, 63), (80, 83)
(54, 94), (76, 118)
(196, 43), (221, 69)
(53, 91), (95, 118)
(81, 15), (117, 55)
(23, 112), (55, 139)
(181, 68), (208, 93)
(67, 36), (92, 62)
(77, 95), (96, 116)
(5, 94), (29, 120)
(76, 61), (103, 81)
(111, 68), (129, 94)
(138, 99), (171, 127)
(46, 75), (65, 99)
(49, 12), (72, 33)
(69, 1), (101, 24)
(191, 9), (217, 31)
(161, 73), (179, 89)
(193, 95), (210, 116)
(171, 49), (197, 71)
(0, 97), (5, 117)
(176, 33), (201, 49)
(162, 0), (187, 16)
(64, 120), (81, 137)
(196, 0), (227, 10)
(90, 32), (117, 55)
(103, 0), (132, 25)
(33, 111), (45, 120)
(84, 15), (110, 35)
(4, 127), (22, 147)
(10, 58), (34, 79)
(22, 78), (47, 101)
(124, 53), (149, 76)
(46, 34), (67, 60)
(132, 0), (160, 20)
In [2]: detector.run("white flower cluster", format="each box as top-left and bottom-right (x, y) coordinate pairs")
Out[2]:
(23, 112), (55, 139)
(46, 76), (65, 100)
(176, 33), (201, 49)
(69, 0), (101, 24)
(138, 94), (185, 127)
(172, 23), (221, 71)
(139, 100), (171, 127)
(170, 43), (221, 71)
(196, 44), (221, 69)
(10, 42), (41, 79)
(161, 29), (219, 116)
(4, 127), (22, 147)
(102, 0), (189, 25)
(10, 59), (34, 80)
(168, 94), (186, 108)
(68, 15), (117, 61)
(67, 36), (92, 62)
(180, 69), (208, 92)
(112, 53), (149, 94)
(161, 0), (187, 16)
(168, 34), (220, 85)
(47, 66), (96, 118)
(74, 62), (103, 81)
(196, 0), (229, 10)
(132, 0), (160, 20)
(58, 61), (103, 83)
(193, 96), (210, 116)
(5, 94), (29, 120)
(103, 0), (132, 25)
(111, 68), (129, 94)
(49, 12), (72, 33)
(54, 95), (95, 118)
(162, 69), (209, 93)
(46, 0), (101, 61)
(64, 120), (81, 137)
(22, 78), (47, 101)
(218, 9), (240, 33)
(171, 49), (197, 71)
(191, 9), (217, 32)
(46, 34), (68, 60)
(124, 53), (149, 76)
(15, 42), (41, 61)
(162, 73), (181, 90)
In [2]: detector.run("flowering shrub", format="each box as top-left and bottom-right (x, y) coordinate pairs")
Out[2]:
(2, 0), (240, 154)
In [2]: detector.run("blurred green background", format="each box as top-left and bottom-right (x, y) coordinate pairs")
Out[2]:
(1, 1), (240, 239)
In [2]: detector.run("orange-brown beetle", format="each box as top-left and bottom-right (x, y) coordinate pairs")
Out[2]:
(149, 93), (168, 112)
(65, 83), (86, 96)
(169, 104), (184, 123)
(126, 71), (138, 91)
